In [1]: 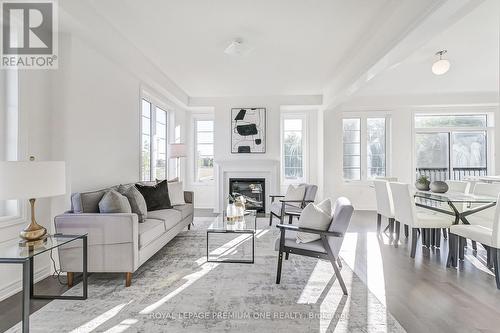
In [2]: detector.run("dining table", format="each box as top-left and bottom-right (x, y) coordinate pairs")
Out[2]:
(414, 190), (497, 265)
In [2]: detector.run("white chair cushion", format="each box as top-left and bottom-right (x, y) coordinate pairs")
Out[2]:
(466, 215), (494, 229)
(296, 203), (332, 244)
(414, 211), (454, 228)
(284, 184), (306, 208)
(450, 224), (493, 247)
(275, 230), (326, 253)
(316, 198), (332, 216)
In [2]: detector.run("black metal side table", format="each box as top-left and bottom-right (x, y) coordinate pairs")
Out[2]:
(0, 234), (88, 333)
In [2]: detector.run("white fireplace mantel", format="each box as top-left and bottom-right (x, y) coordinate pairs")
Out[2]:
(214, 159), (280, 213)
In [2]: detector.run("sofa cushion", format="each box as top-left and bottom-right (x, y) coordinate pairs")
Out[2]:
(98, 190), (132, 213)
(139, 219), (166, 248)
(118, 185), (148, 223)
(296, 201), (333, 243)
(147, 209), (182, 230)
(284, 184), (306, 208)
(168, 181), (186, 206)
(173, 203), (194, 219)
(71, 189), (109, 213)
(135, 180), (172, 211)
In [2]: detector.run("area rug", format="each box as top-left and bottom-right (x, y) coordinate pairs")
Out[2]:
(7, 219), (405, 333)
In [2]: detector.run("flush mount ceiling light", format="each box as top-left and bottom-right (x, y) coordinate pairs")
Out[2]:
(432, 50), (450, 75)
(224, 39), (252, 56)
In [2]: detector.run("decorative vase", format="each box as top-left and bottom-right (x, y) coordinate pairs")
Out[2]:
(415, 180), (430, 191)
(430, 181), (449, 193)
(226, 203), (238, 223)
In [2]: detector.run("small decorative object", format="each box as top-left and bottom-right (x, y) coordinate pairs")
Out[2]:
(231, 108), (266, 153)
(415, 175), (430, 191)
(226, 194), (240, 223)
(430, 181), (449, 193)
(234, 195), (246, 216)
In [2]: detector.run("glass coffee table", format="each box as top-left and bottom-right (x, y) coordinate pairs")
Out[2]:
(207, 210), (257, 263)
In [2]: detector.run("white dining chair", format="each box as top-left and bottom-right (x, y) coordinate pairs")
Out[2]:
(445, 180), (470, 194)
(389, 182), (455, 258)
(373, 180), (396, 234)
(448, 193), (500, 289)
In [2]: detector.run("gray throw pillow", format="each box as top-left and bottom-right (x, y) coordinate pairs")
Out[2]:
(118, 185), (147, 223)
(99, 190), (132, 214)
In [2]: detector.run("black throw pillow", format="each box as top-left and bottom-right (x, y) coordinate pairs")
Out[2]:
(135, 180), (172, 211)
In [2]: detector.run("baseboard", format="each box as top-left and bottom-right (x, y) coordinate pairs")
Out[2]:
(0, 265), (51, 302)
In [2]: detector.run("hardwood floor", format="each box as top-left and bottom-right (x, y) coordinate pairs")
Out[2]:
(1, 211), (500, 332)
(346, 210), (500, 333)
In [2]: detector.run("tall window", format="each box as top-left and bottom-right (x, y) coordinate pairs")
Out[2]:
(282, 113), (306, 183)
(195, 119), (214, 182)
(141, 98), (168, 181)
(415, 114), (489, 181)
(343, 115), (389, 181)
(0, 70), (20, 219)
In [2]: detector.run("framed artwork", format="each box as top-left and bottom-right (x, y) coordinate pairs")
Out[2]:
(231, 108), (266, 153)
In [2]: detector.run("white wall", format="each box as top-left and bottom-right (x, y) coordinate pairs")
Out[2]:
(188, 95), (322, 210)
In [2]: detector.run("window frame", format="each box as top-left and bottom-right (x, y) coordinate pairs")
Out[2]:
(140, 94), (169, 182)
(342, 112), (391, 183)
(280, 112), (308, 185)
(193, 114), (215, 185)
(412, 110), (494, 182)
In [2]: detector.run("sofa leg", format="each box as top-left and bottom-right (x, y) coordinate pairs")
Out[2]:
(187, 224), (191, 230)
(67, 272), (74, 288)
(125, 272), (132, 287)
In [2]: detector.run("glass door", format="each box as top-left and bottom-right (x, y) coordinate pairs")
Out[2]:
(415, 132), (450, 181)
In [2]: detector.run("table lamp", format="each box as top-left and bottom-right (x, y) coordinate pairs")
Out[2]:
(0, 159), (66, 246)
(168, 143), (186, 179)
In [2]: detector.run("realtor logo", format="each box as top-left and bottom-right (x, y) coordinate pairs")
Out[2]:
(1, 0), (58, 69)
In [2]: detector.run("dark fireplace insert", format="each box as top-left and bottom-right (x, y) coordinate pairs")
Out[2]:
(229, 178), (265, 213)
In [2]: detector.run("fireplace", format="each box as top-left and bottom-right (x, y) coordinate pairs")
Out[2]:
(229, 178), (266, 213)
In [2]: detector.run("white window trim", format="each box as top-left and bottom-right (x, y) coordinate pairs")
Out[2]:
(140, 91), (170, 181)
(342, 111), (392, 183)
(280, 111), (308, 185)
(411, 108), (495, 183)
(193, 114), (214, 185)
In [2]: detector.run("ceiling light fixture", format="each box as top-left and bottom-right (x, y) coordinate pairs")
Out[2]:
(432, 50), (450, 75)
(224, 39), (252, 56)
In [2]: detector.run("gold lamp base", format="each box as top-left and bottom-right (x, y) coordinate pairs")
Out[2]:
(19, 198), (48, 247)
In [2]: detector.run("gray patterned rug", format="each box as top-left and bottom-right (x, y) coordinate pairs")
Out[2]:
(7, 219), (405, 333)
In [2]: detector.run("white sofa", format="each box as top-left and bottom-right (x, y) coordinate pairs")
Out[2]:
(54, 184), (194, 287)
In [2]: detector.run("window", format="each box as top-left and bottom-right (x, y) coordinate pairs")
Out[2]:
(141, 98), (168, 181)
(342, 115), (389, 181)
(281, 113), (307, 183)
(0, 70), (20, 219)
(415, 114), (489, 181)
(194, 119), (214, 182)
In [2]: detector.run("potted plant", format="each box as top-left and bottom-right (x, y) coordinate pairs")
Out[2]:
(415, 175), (430, 191)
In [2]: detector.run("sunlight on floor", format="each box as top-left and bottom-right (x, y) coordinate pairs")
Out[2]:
(68, 301), (133, 333)
(465, 254), (495, 276)
(102, 319), (138, 333)
(297, 260), (333, 304)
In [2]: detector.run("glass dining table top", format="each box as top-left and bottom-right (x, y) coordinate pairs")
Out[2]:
(0, 234), (85, 261)
(414, 190), (497, 204)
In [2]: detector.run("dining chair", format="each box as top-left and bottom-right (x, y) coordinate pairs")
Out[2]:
(448, 193), (500, 289)
(274, 197), (354, 295)
(458, 183), (500, 258)
(373, 180), (396, 236)
(445, 180), (470, 194)
(389, 182), (454, 258)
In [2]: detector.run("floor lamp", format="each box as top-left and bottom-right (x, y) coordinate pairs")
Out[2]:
(168, 143), (186, 180)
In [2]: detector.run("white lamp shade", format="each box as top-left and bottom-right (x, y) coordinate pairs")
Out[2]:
(432, 59), (450, 75)
(168, 144), (187, 158)
(0, 161), (66, 200)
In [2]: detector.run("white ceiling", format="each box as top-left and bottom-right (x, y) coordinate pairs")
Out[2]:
(355, 0), (500, 97)
(87, 0), (397, 97)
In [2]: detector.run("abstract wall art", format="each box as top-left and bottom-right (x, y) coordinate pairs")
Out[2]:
(231, 108), (266, 153)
